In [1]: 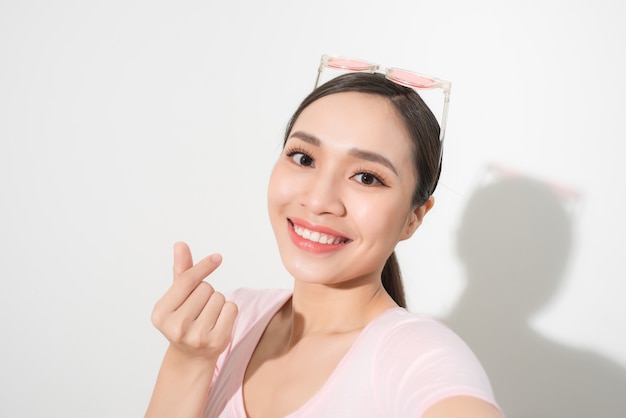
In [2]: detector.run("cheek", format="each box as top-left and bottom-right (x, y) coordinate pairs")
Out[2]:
(267, 164), (296, 213)
(350, 196), (410, 237)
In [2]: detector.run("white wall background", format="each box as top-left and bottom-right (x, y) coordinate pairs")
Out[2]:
(1, 1), (625, 417)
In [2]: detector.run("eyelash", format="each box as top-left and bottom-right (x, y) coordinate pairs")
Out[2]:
(353, 167), (388, 187)
(285, 146), (314, 167)
(283, 146), (388, 187)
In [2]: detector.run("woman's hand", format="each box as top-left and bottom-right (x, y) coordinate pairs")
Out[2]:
(151, 241), (239, 361)
(145, 242), (238, 418)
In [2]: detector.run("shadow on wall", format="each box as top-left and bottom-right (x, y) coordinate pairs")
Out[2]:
(444, 170), (626, 418)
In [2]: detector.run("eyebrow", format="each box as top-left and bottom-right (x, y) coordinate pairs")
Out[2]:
(289, 131), (399, 176)
(289, 131), (320, 146)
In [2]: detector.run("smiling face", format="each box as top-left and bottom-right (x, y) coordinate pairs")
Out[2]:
(267, 92), (431, 288)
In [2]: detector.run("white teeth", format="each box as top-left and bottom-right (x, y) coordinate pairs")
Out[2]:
(293, 225), (345, 245)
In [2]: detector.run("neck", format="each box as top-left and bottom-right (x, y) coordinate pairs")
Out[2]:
(284, 281), (397, 344)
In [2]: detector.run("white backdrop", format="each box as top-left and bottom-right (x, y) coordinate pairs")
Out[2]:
(1, 1), (625, 417)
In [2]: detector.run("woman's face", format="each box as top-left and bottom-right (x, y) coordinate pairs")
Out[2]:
(267, 92), (430, 287)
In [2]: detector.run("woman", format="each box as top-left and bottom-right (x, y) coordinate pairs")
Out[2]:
(145, 58), (503, 418)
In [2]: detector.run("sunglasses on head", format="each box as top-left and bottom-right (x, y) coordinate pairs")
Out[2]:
(315, 54), (451, 143)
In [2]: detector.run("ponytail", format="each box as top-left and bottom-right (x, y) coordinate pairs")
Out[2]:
(381, 251), (407, 308)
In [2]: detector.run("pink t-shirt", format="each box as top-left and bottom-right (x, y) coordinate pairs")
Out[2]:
(203, 288), (499, 417)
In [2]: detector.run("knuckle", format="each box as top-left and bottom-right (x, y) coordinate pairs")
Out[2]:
(208, 332), (230, 353)
(166, 319), (188, 343)
(197, 281), (215, 295)
(151, 302), (167, 327)
(150, 309), (163, 328)
(185, 326), (213, 350)
(186, 334), (207, 350)
(225, 301), (239, 314)
(210, 291), (225, 306)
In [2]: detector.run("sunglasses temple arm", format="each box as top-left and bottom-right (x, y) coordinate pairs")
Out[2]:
(439, 89), (451, 143)
(314, 63), (325, 89)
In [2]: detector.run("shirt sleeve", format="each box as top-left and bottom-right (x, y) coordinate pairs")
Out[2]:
(372, 315), (500, 417)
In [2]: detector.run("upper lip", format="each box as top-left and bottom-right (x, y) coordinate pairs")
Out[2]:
(288, 217), (351, 240)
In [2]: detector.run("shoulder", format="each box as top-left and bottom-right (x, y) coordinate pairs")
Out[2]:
(371, 308), (478, 357)
(227, 287), (292, 311)
(370, 310), (486, 375)
(365, 309), (501, 416)
(212, 287), (291, 373)
(225, 287), (292, 337)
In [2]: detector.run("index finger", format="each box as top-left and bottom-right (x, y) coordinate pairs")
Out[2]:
(176, 253), (223, 286)
(155, 252), (224, 315)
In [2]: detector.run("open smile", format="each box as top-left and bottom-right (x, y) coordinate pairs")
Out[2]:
(287, 218), (352, 253)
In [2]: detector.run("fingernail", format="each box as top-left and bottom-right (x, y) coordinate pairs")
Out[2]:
(210, 254), (222, 263)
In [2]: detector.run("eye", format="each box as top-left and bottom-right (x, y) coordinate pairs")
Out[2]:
(352, 172), (386, 187)
(287, 150), (315, 167)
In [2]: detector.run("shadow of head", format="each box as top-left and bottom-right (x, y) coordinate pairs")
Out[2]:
(456, 176), (573, 315)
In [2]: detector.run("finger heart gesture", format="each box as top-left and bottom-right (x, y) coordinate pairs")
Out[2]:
(151, 242), (238, 360)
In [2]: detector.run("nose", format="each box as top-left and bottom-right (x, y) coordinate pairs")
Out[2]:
(300, 171), (346, 217)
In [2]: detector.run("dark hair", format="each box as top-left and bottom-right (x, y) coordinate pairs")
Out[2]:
(283, 72), (442, 308)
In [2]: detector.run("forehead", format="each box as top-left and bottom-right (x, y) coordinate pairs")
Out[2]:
(291, 92), (414, 159)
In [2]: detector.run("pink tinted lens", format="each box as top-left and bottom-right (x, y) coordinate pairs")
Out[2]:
(388, 69), (435, 89)
(326, 58), (374, 71)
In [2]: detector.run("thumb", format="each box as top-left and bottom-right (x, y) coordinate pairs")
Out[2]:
(173, 241), (193, 277)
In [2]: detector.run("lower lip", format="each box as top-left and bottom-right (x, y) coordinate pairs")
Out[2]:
(287, 221), (349, 254)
